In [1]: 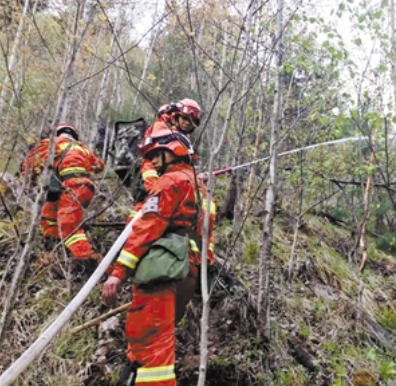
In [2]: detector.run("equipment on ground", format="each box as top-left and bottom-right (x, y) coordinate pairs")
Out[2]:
(112, 118), (150, 186)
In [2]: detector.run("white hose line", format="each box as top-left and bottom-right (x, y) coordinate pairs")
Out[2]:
(0, 211), (142, 386)
(233, 136), (370, 171)
(0, 135), (390, 384)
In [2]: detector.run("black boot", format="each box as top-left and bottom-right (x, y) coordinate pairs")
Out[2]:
(116, 361), (138, 386)
(71, 258), (98, 282)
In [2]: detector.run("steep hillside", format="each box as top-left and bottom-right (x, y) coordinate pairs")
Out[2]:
(1, 180), (396, 386)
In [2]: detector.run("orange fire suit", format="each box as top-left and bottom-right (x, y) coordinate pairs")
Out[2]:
(136, 121), (215, 257)
(110, 163), (215, 386)
(139, 121), (173, 193)
(23, 137), (104, 259)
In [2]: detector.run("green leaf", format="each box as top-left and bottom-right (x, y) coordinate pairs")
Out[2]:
(339, 3), (346, 11)
(366, 348), (376, 361)
(354, 38), (362, 46)
(379, 64), (388, 73)
(372, 10), (383, 19)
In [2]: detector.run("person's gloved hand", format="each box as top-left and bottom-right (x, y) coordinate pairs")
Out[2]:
(102, 276), (122, 307)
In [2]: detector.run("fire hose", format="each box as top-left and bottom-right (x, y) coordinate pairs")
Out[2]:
(0, 135), (372, 385)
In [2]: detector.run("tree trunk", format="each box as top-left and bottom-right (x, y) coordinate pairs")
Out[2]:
(358, 148), (376, 271)
(0, 0), (30, 116)
(390, 0), (396, 108)
(133, 0), (160, 107)
(197, 4), (255, 385)
(247, 95), (263, 197)
(95, 8), (123, 122)
(52, 0), (91, 126)
(257, 0), (283, 340)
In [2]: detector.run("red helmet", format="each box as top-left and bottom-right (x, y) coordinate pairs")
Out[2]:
(175, 98), (203, 126)
(139, 129), (194, 158)
(56, 123), (79, 140)
(156, 104), (173, 124)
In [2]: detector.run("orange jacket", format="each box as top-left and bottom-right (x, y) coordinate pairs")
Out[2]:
(112, 163), (215, 281)
(23, 137), (104, 187)
(140, 121), (200, 193)
(140, 121), (172, 192)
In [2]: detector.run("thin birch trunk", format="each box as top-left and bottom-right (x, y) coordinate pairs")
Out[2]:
(0, 125), (58, 343)
(359, 148), (376, 271)
(95, 8), (123, 122)
(197, 5), (254, 385)
(53, 0), (91, 126)
(0, 0), (30, 116)
(390, 0), (396, 108)
(247, 95), (263, 197)
(257, 0), (283, 340)
(133, 0), (160, 107)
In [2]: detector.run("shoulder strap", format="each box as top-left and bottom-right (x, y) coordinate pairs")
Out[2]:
(174, 169), (202, 231)
(56, 141), (74, 174)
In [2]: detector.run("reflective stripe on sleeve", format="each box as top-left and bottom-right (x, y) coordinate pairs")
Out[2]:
(59, 167), (87, 177)
(189, 239), (199, 253)
(128, 210), (138, 219)
(117, 250), (140, 269)
(136, 365), (175, 383)
(65, 233), (88, 248)
(59, 143), (90, 156)
(41, 217), (57, 225)
(209, 243), (215, 252)
(142, 170), (159, 181)
(202, 198), (217, 216)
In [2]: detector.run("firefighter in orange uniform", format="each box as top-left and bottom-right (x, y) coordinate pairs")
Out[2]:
(102, 129), (215, 386)
(23, 123), (104, 266)
(126, 99), (204, 226)
(139, 98), (203, 194)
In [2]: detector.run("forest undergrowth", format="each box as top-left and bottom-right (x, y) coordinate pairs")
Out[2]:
(1, 175), (396, 386)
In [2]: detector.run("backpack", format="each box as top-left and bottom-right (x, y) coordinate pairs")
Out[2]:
(46, 141), (74, 202)
(111, 118), (149, 188)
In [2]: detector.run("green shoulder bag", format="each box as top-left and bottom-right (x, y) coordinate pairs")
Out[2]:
(131, 232), (189, 286)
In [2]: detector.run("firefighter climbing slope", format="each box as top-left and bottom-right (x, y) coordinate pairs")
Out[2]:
(23, 123), (104, 270)
(102, 129), (215, 386)
(139, 98), (203, 194)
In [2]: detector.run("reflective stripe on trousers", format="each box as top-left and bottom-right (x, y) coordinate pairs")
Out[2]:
(136, 365), (175, 384)
(126, 260), (198, 386)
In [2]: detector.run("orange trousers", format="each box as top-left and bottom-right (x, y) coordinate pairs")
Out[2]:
(126, 264), (198, 386)
(40, 184), (95, 259)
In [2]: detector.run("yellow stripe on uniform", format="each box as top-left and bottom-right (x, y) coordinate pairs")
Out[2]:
(189, 239), (199, 253)
(59, 167), (87, 177)
(128, 210), (138, 219)
(65, 233), (87, 248)
(117, 250), (140, 269)
(209, 242), (215, 252)
(59, 143), (90, 156)
(142, 170), (159, 181)
(136, 365), (175, 383)
(202, 198), (216, 216)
